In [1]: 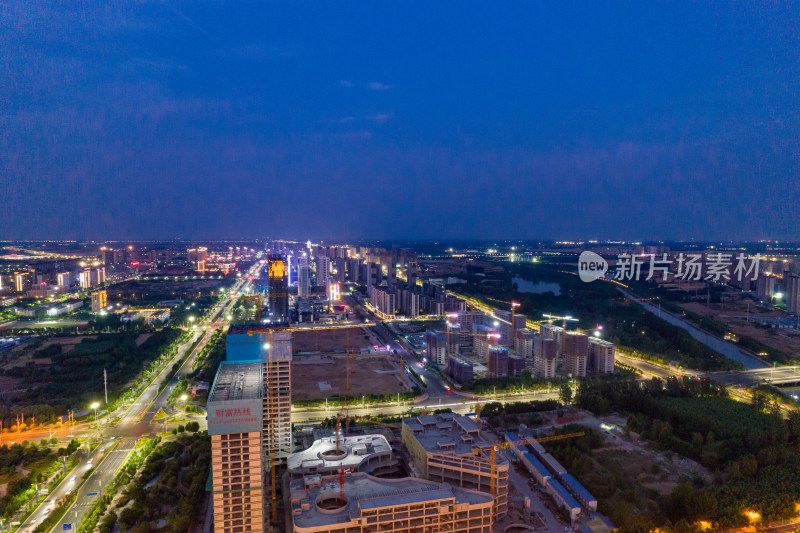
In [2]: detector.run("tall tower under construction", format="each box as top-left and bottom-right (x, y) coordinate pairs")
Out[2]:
(226, 324), (293, 524)
(226, 325), (293, 461)
(267, 254), (288, 322)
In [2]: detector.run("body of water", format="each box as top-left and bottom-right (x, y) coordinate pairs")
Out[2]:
(619, 289), (768, 370)
(513, 276), (561, 296)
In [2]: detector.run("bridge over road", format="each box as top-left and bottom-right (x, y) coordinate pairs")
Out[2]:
(705, 365), (800, 387)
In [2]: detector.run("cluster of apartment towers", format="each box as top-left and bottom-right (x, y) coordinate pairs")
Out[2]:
(207, 322), (609, 533)
(426, 310), (617, 384)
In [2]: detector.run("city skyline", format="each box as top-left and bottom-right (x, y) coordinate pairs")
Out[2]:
(3, 2), (799, 241)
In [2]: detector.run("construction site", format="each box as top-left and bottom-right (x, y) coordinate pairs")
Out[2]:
(292, 353), (405, 400)
(290, 325), (407, 400)
(211, 314), (613, 533)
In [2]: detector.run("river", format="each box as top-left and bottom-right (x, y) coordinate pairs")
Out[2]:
(618, 289), (768, 370)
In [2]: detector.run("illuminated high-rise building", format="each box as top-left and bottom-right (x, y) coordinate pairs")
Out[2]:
(56, 272), (71, 288)
(91, 290), (107, 313)
(267, 254), (289, 322)
(589, 338), (616, 374)
(14, 272), (31, 293)
(207, 361), (265, 533)
(425, 330), (447, 366)
(534, 334), (557, 378)
(297, 255), (310, 297)
(315, 255), (331, 288)
(563, 332), (588, 377)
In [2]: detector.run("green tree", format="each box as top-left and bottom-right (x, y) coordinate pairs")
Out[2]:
(99, 511), (117, 533)
(559, 383), (573, 405)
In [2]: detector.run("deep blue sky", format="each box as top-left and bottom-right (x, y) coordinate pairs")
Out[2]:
(2, 2), (798, 241)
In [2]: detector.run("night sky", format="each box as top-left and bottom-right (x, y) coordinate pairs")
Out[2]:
(2, 2), (798, 241)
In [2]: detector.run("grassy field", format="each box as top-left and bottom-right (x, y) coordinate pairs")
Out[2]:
(0, 328), (184, 423)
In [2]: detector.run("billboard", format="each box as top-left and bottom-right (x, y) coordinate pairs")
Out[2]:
(207, 397), (262, 435)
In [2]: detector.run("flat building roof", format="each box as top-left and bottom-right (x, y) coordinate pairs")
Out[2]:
(290, 472), (492, 529)
(208, 361), (262, 402)
(402, 413), (504, 461)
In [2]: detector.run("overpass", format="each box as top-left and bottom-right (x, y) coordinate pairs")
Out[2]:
(705, 365), (800, 387)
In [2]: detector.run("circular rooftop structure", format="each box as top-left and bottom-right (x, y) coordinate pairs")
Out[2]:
(315, 492), (349, 513)
(318, 444), (348, 461)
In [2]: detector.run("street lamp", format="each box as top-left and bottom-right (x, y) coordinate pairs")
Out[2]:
(188, 316), (195, 329)
(90, 402), (100, 440)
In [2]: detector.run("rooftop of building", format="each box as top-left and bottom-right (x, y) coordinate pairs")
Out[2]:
(588, 337), (615, 347)
(402, 413), (504, 461)
(447, 354), (473, 366)
(288, 434), (392, 473)
(547, 478), (581, 510)
(227, 322), (291, 335)
(290, 472), (492, 528)
(208, 361), (262, 402)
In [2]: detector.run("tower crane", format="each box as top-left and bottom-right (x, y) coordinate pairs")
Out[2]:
(473, 432), (585, 496)
(542, 313), (579, 355)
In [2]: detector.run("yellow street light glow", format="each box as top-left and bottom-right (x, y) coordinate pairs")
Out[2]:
(90, 402), (100, 409)
(180, 394), (188, 401)
(744, 510), (760, 523)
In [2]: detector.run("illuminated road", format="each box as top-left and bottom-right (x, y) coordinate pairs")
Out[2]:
(291, 389), (561, 423)
(22, 271), (255, 533)
(16, 438), (120, 533)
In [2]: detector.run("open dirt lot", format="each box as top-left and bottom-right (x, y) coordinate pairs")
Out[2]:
(0, 375), (23, 394)
(2, 336), (98, 370)
(292, 327), (374, 353)
(39, 336), (95, 353)
(135, 333), (153, 346)
(292, 354), (405, 400)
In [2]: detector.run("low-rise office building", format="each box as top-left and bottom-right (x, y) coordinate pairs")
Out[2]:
(402, 413), (509, 517)
(287, 433), (398, 479)
(290, 472), (494, 533)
